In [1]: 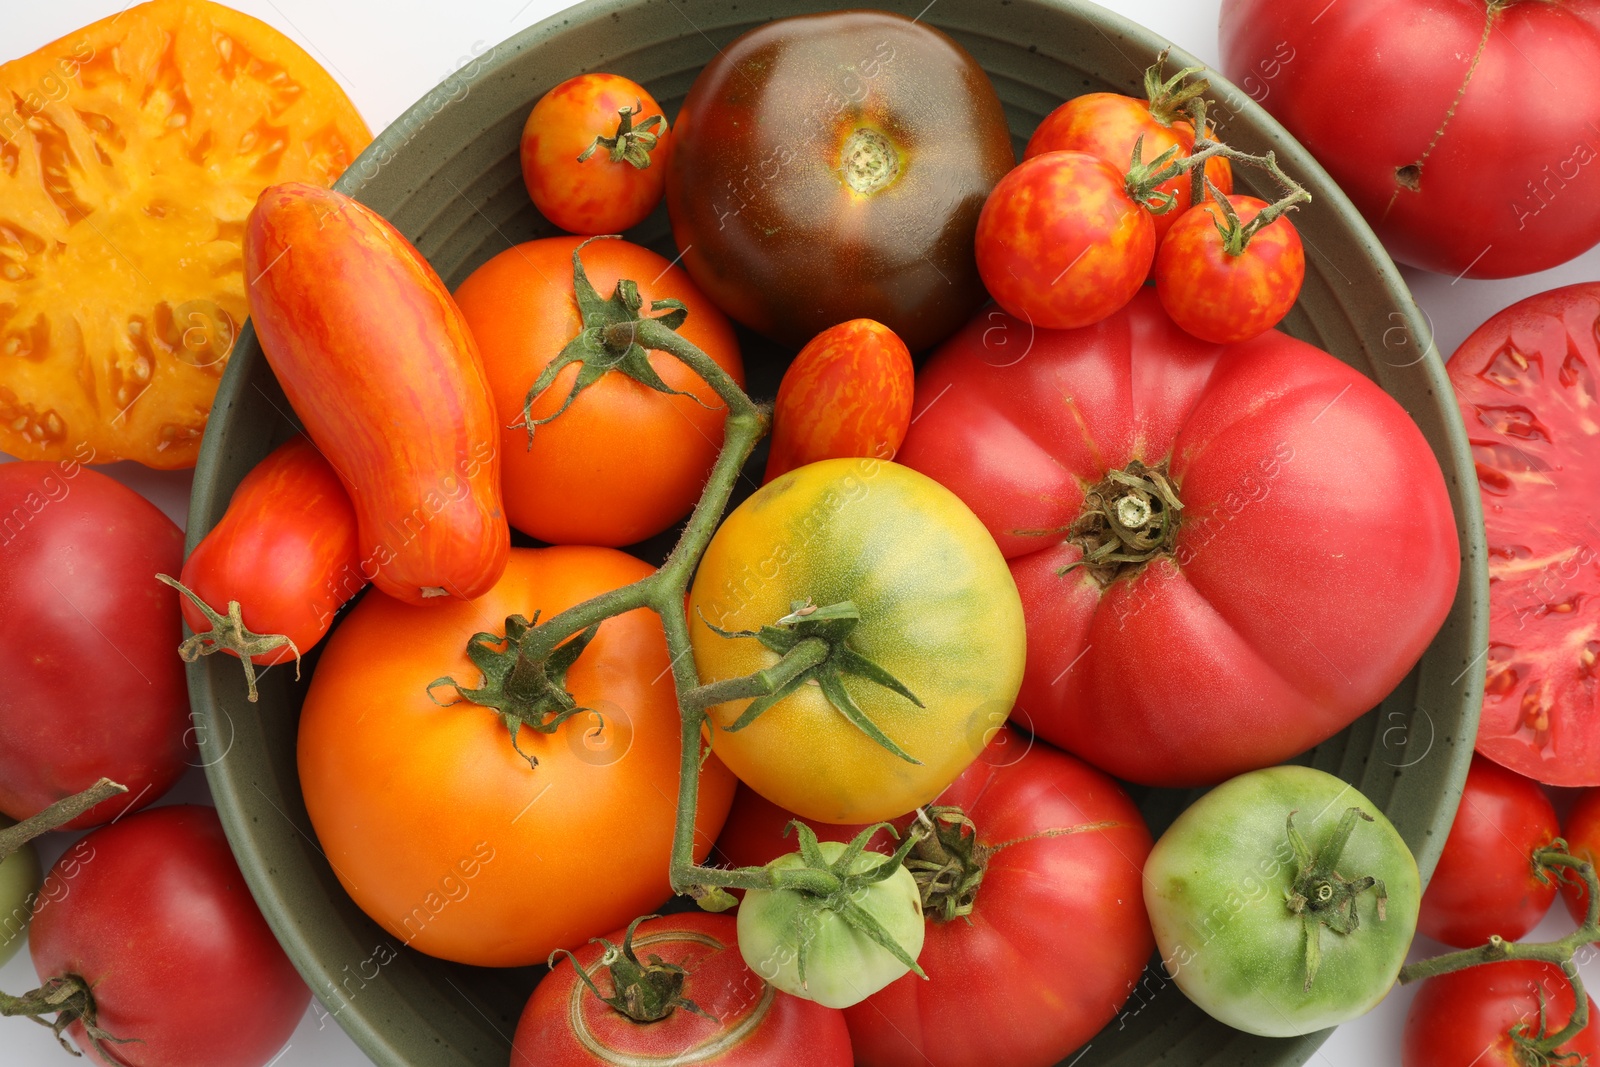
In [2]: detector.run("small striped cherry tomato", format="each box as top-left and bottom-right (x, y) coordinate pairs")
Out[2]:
(521, 73), (671, 235)
(161, 435), (363, 701)
(765, 319), (914, 483)
(975, 151), (1156, 330)
(1154, 194), (1305, 344)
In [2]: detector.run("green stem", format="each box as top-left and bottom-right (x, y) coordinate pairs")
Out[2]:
(0, 779), (127, 861)
(681, 638), (830, 711)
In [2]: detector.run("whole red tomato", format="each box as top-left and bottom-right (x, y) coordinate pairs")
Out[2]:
(167, 435), (363, 697)
(521, 73), (671, 235)
(0, 459), (190, 828)
(976, 152), (1155, 330)
(512, 912), (851, 1066)
(25, 805), (308, 1066)
(1221, 0), (1600, 278)
(1403, 961), (1600, 1067)
(1447, 284), (1600, 785)
(765, 319), (913, 482)
(1559, 787), (1600, 923)
(899, 292), (1461, 786)
(298, 545), (736, 967)
(454, 236), (743, 547)
(1418, 755), (1558, 948)
(1025, 91), (1233, 244)
(1154, 194), (1305, 344)
(666, 10), (1014, 352)
(245, 183), (509, 605)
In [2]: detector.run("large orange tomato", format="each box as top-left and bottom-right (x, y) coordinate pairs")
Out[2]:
(297, 546), (736, 967)
(0, 0), (370, 468)
(454, 237), (743, 547)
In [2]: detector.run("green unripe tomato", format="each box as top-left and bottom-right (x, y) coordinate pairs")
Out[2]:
(737, 840), (925, 1009)
(0, 818), (43, 967)
(1144, 765), (1421, 1037)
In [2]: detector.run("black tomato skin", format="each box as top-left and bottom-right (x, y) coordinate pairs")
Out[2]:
(666, 10), (1014, 353)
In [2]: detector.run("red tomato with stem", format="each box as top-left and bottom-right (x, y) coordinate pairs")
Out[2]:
(1447, 284), (1600, 784)
(1154, 194), (1306, 344)
(976, 152), (1155, 330)
(764, 319), (913, 483)
(512, 912), (851, 1066)
(1559, 787), (1600, 923)
(0, 460), (190, 828)
(899, 291), (1460, 786)
(245, 183), (509, 605)
(1221, 0), (1600, 278)
(164, 435), (363, 699)
(24, 805), (309, 1067)
(1025, 91), (1233, 244)
(521, 73), (671, 236)
(1402, 961), (1600, 1067)
(454, 236), (743, 547)
(1418, 755), (1558, 948)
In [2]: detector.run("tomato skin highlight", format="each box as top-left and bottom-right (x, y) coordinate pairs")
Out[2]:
(520, 73), (670, 236)
(454, 236), (743, 547)
(976, 151), (1155, 330)
(513, 913), (852, 1067)
(1418, 755), (1557, 948)
(765, 319), (914, 483)
(177, 435), (362, 664)
(0, 461), (190, 829)
(28, 805), (309, 1067)
(1024, 92), (1233, 244)
(298, 545), (735, 967)
(899, 293), (1460, 786)
(1402, 961), (1600, 1067)
(244, 182), (509, 605)
(1154, 195), (1305, 344)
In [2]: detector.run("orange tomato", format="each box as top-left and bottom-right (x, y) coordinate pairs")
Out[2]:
(765, 319), (913, 482)
(520, 73), (671, 235)
(298, 546), (736, 968)
(1154, 194), (1305, 344)
(454, 236), (743, 547)
(245, 183), (509, 605)
(0, 0), (370, 468)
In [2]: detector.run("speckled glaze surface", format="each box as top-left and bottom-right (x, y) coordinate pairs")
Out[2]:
(186, 2), (1488, 1064)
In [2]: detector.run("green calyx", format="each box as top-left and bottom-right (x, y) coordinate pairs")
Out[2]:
(772, 822), (929, 986)
(0, 975), (133, 1061)
(1143, 48), (1211, 127)
(1285, 807), (1389, 992)
(156, 574), (301, 703)
(700, 600), (924, 764)
(549, 915), (711, 1024)
(577, 103), (666, 170)
(427, 611), (602, 768)
(1060, 460), (1183, 584)
(516, 237), (709, 443)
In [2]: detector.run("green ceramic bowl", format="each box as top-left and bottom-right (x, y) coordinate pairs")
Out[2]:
(187, 1), (1488, 1064)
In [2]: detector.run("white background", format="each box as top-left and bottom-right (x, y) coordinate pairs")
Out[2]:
(4, 1), (1600, 1065)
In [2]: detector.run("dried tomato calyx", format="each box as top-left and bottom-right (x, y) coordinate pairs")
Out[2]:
(1061, 460), (1184, 584)
(548, 915), (711, 1024)
(577, 103), (666, 170)
(0, 975), (131, 1061)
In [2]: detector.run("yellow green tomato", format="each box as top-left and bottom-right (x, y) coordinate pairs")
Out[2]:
(688, 457), (1025, 824)
(737, 840), (925, 1008)
(1143, 765), (1421, 1037)
(0, 819), (42, 967)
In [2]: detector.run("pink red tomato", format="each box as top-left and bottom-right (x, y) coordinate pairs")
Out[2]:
(1418, 755), (1558, 948)
(899, 291), (1460, 786)
(513, 912), (850, 1067)
(975, 151), (1154, 330)
(1154, 194), (1305, 344)
(0, 459), (190, 828)
(1403, 961), (1600, 1067)
(520, 73), (671, 235)
(27, 805), (308, 1066)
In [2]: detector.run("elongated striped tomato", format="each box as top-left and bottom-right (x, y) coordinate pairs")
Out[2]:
(244, 183), (508, 605)
(169, 435), (362, 686)
(764, 319), (914, 483)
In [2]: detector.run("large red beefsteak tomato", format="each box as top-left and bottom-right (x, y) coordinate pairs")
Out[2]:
(1221, 0), (1600, 278)
(898, 292), (1460, 786)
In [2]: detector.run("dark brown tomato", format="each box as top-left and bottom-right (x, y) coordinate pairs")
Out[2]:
(665, 10), (1014, 353)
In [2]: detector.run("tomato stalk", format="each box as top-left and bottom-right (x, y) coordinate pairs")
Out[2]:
(548, 914), (713, 1023)
(1399, 846), (1600, 1062)
(155, 574), (300, 703)
(0, 975), (133, 1060)
(0, 778), (126, 861)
